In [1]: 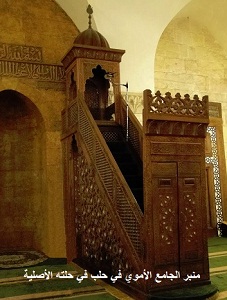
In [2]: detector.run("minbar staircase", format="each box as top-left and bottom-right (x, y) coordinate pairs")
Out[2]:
(103, 128), (144, 212)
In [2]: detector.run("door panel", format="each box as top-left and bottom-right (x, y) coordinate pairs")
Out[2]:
(152, 162), (179, 270)
(178, 161), (204, 275)
(152, 161), (206, 277)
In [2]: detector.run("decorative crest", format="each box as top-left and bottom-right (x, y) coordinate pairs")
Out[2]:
(87, 4), (93, 28)
(147, 90), (209, 118)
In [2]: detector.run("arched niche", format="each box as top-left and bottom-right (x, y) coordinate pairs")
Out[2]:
(84, 65), (114, 120)
(0, 90), (46, 251)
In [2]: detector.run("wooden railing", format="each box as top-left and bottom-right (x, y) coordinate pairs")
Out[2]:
(78, 94), (143, 249)
(143, 89), (209, 137)
(117, 94), (143, 159)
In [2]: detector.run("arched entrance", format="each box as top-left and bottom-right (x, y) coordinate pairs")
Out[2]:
(0, 90), (46, 250)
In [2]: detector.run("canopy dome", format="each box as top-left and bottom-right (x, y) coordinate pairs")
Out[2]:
(74, 5), (110, 48)
(74, 28), (110, 48)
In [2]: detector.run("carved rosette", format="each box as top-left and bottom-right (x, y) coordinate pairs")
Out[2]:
(159, 194), (175, 246)
(182, 192), (198, 245)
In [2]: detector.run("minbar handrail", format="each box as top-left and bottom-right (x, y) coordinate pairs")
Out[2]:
(76, 93), (144, 259)
(117, 93), (143, 160)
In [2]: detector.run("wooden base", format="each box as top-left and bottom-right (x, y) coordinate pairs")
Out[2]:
(149, 283), (218, 300)
(207, 227), (218, 238)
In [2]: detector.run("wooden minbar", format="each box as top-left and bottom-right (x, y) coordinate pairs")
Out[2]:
(61, 5), (125, 263)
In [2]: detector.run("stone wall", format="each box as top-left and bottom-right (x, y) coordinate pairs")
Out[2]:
(0, 0), (79, 257)
(0, 90), (45, 250)
(154, 17), (227, 163)
(154, 16), (227, 222)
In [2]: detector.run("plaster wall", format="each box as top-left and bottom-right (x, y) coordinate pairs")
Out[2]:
(56, 0), (191, 92)
(0, 0), (79, 257)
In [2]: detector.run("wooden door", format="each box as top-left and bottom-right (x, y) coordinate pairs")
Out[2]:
(152, 161), (206, 277)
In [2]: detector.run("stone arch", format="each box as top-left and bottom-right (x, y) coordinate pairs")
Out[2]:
(154, 3), (227, 230)
(0, 89), (47, 251)
(154, 15), (227, 95)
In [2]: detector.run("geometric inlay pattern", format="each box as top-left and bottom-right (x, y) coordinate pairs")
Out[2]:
(205, 126), (223, 235)
(182, 193), (198, 245)
(159, 194), (175, 246)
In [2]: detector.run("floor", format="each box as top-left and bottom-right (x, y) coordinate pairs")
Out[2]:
(0, 237), (226, 299)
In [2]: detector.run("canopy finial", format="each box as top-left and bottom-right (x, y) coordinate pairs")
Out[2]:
(87, 4), (93, 28)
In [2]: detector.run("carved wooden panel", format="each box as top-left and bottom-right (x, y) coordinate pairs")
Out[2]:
(145, 90), (209, 119)
(152, 162), (179, 268)
(75, 148), (141, 281)
(178, 161), (207, 277)
(150, 141), (202, 156)
(147, 120), (207, 137)
(148, 157), (209, 284)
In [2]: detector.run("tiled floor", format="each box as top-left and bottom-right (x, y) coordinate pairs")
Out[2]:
(0, 238), (226, 299)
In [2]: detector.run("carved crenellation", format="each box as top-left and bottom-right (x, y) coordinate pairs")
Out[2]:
(146, 90), (209, 118)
